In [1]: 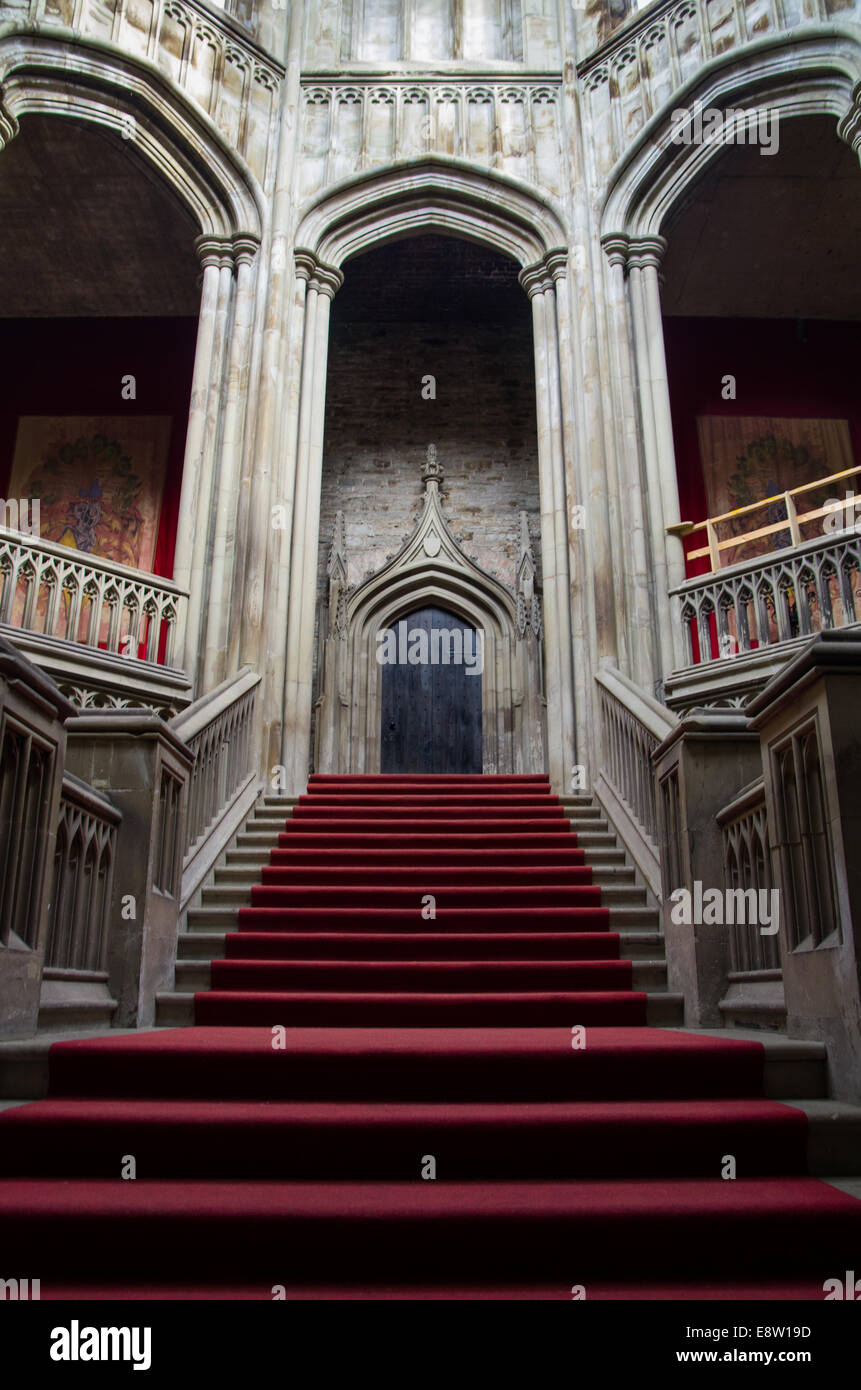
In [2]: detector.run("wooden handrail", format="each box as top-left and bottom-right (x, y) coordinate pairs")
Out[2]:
(667, 465), (861, 570)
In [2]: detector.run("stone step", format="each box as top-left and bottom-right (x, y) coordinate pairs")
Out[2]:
(224, 844), (629, 869)
(175, 925), (666, 965)
(172, 958), (668, 995)
(36, 999), (118, 1033)
(212, 861), (636, 889)
(155, 989), (683, 1030)
(185, 901), (661, 933)
(2, 1024), (831, 1107)
(199, 879), (648, 908)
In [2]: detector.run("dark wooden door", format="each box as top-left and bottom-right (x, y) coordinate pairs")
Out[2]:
(380, 607), (482, 774)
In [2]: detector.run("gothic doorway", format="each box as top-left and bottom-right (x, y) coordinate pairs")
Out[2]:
(379, 606), (483, 774)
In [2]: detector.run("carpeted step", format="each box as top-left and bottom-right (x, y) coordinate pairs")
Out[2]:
(45, 1027), (767, 1102)
(290, 805), (566, 820)
(0, 1097), (808, 1179)
(1, 1176), (857, 1282)
(224, 931), (620, 960)
(276, 830), (578, 848)
(237, 906), (611, 931)
(207, 959), (633, 993)
(28, 1279), (831, 1300)
(258, 865), (593, 889)
(266, 847), (588, 868)
(249, 884), (601, 909)
(192, 989), (648, 1027)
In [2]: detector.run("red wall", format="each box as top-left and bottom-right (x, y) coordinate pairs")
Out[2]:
(0, 318), (198, 579)
(663, 317), (861, 577)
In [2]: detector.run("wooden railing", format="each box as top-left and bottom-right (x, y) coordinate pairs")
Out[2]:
(671, 531), (861, 668)
(46, 772), (121, 971)
(169, 664), (260, 862)
(670, 465), (861, 572)
(716, 778), (779, 974)
(0, 527), (187, 668)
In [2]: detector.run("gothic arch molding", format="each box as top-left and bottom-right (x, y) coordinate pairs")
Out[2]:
(0, 34), (265, 239)
(600, 31), (861, 242)
(294, 155), (568, 269)
(315, 476), (546, 776)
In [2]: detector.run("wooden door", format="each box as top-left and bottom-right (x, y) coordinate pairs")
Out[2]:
(379, 607), (482, 774)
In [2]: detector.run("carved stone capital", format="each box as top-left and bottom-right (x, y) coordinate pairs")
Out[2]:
(0, 97), (19, 154)
(600, 232), (630, 270)
(232, 233), (260, 267)
(837, 79), (861, 154)
(194, 234), (235, 271)
(294, 247), (344, 298)
(627, 235), (668, 273)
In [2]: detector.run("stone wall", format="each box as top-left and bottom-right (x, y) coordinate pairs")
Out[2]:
(318, 322), (540, 602)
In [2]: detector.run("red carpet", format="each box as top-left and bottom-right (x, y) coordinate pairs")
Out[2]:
(0, 773), (858, 1298)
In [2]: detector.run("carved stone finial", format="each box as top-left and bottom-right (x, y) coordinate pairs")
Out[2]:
(422, 443), (444, 486)
(327, 511), (348, 640)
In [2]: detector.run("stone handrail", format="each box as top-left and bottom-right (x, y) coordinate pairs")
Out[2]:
(0, 525), (187, 668)
(671, 530), (861, 668)
(169, 663), (260, 867)
(0, 0), (282, 184)
(595, 664), (677, 895)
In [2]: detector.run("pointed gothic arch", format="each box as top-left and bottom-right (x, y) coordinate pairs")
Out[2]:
(281, 157), (578, 792)
(315, 469), (546, 776)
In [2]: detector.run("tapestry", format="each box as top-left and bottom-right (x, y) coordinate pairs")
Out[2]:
(8, 416), (172, 573)
(696, 416), (854, 568)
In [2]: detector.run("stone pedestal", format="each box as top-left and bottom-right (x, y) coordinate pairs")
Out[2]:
(653, 709), (762, 1026)
(749, 631), (861, 1101)
(0, 638), (73, 1037)
(64, 711), (194, 1028)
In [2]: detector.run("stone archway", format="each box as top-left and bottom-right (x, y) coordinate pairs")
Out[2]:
(315, 461), (546, 776)
(598, 36), (861, 687)
(280, 157), (575, 793)
(0, 34), (265, 691)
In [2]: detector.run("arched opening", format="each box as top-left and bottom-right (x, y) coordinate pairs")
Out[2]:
(600, 51), (861, 686)
(0, 114), (200, 590)
(660, 113), (861, 670)
(313, 233), (544, 776)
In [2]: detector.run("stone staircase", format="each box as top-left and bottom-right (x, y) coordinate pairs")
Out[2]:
(156, 790), (681, 1027)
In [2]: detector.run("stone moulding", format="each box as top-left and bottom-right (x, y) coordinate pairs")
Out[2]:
(0, 29), (266, 238)
(315, 471), (547, 777)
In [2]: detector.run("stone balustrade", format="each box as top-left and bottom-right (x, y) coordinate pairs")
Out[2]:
(299, 78), (564, 200)
(672, 531), (861, 671)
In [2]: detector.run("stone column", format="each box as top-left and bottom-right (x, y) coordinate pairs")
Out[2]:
(173, 236), (235, 686)
(520, 261), (577, 792)
(626, 237), (678, 686)
(635, 237), (687, 610)
(281, 253), (342, 795)
(601, 235), (657, 693)
(202, 236), (259, 691)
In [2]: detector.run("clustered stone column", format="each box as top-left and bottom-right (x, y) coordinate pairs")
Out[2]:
(519, 255), (577, 792)
(601, 232), (687, 687)
(173, 232), (260, 690)
(281, 251), (344, 796)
